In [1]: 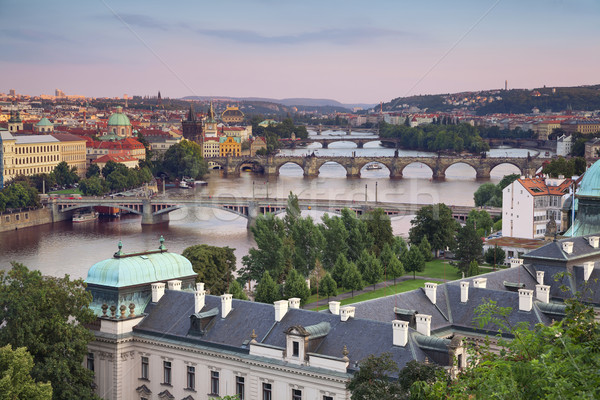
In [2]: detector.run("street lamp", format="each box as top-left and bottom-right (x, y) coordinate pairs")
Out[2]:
(364, 184), (368, 203)
(375, 181), (378, 203)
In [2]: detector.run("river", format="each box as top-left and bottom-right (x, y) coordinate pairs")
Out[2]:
(0, 130), (547, 279)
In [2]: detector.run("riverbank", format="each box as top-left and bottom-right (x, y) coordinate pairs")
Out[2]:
(0, 207), (52, 233)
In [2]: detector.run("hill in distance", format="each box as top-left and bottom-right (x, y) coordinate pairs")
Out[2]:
(181, 95), (374, 111)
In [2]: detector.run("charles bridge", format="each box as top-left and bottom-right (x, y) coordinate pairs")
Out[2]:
(209, 154), (549, 180)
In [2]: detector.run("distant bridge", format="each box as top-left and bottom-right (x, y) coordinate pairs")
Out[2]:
(208, 154), (549, 179)
(50, 196), (500, 227)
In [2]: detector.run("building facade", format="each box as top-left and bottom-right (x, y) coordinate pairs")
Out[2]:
(502, 177), (571, 239)
(107, 106), (133, 137)
(181, 104), (203, 144)
(556, 134), (572, 157)
(221, 105), (244, 124)
(219, 136), (241, 157)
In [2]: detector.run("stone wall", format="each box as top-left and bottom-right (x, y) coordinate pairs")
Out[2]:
(0, 207), (53, 232)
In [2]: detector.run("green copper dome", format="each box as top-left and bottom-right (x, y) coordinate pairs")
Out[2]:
(85, 240), (195, 288)
(577, 160), (600, 198)
(107, 106), (131, 126)
(36, 117), (53, 127)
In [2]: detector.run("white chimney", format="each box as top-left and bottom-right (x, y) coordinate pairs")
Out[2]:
(586, 236), (599, 248)
(274, 300), (289, 322)
(424, 282), (437, 304)
(473, 277), (487, 289)
(536, 271), (545, 285)
(194, 286), (206, 313)
(415, 314), (431, 336)
(151, 282), (165, 303)
(167, 280), (182, 291)
(340, 306), (355, 322)
(221, 294), (233, 318)
(510, 258), (524, 268)
(392, 320), (409, 347)
(289, 298), (301, 309)
(329, 301), (340, 315)
(460, 281), (469, 303)
(536, 284), (550, 303)
(562, 242), (573, 254)
(518, 289), (533, 312)
(583, 261), (595, 281)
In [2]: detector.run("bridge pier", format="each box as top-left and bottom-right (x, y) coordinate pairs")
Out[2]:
(357, 142), (364, 149)
(224, 156), (240, 177)
(475, 167), (491, 179)
(431, 169), (444, 181)
(303, 157), (320, 177)
(141, 199), (169, 225)
(50, 200), (74, 222)
(322, 142), (329, 149)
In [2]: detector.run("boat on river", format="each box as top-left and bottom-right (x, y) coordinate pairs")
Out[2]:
(366, 163), (383, 170)
(73, 211), (99, 223)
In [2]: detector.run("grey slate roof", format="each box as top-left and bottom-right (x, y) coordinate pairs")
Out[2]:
(524, 236), (600, 262)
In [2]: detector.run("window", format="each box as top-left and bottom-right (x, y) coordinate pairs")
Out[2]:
(262, 383), (272, 400)
(323, 396), (334, 400)
(292, 341), (299, 357)
(141, 357), (149, 380)
(236, 376), (245, 400)
(292, 389), (302, 400)
(186, 366), (195, 390)
(86, 353), (94, 372)
(210, 370), (219, 395)
(163, 361), (171, 385)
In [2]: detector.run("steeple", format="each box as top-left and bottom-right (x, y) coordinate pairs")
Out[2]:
(208, 101), (216, 122)
(187, 103), (196, 122)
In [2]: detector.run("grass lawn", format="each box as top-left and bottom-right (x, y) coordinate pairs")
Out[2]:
(414, 259), (462, 281)
(49, 188), (82, 195)
(310, 279), (426, 311)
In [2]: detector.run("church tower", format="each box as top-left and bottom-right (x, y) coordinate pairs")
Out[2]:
(203, 101), (218, 137)
(8, 110), (23, 133)
(181, 103), (203, 145)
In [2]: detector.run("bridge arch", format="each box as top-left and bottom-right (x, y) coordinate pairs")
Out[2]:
(400, 161), (435, 178)
(441, 161), (479, 179)
(489, 162), (523, 178)
(58, 203), (143, 215)
(358, 161), (391, 176)
(276, 161), (304, 176)
(315, 160), (348, 177)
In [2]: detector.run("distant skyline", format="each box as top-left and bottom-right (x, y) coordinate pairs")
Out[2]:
(1, 0), (599, 104)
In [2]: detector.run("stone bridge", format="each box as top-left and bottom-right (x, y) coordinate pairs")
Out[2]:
(50, 196), (501, 227)
(285, 137), (399, 149)
(209, 155), (549, 179)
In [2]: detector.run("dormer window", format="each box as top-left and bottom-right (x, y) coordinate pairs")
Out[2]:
(292, 341), (299, 357)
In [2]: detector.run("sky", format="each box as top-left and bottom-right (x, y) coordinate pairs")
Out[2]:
(1, 0), (599, 104)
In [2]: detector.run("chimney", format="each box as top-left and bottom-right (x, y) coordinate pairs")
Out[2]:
(536, 284), (550, 303)
(221, 294), (233, 318)
(460, 281), (469, 303)
(424, 282), (437, 304)
(167, 280), (182, 291)
(274, 300), (289, 322)
(151, 282), (165, 303)
(536, 271), (545, 285)
(415, 314), (431, 336)
(194, 284), (206, 313)
(473, 277), (487, 289)
(289, 298), (300, 309)
(329, 301), (340, 315)
(340, 306), (355, 322)
(583, 261), (595, 281)
(510, 258), (524, 268)
(586, 236), (599, 248)
(562, 242), (573, 254)
(518, 289), (533, 312)
(392, 320), (409, 347)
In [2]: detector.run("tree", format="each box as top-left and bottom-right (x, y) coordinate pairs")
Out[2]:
(319, 273), (337, 301)
(347, 353), (403, 400)
(484, 245), (505, 267)
(78, 176), (106, 196)
(342, 262), (363, 297)
(0, 345), (53, 400)
(454, 223), (483, 275)
(498, 173), (520, 190)
(342, 209), (373, 262)
(379, 242), (404, 284)
(52, 161), (79, 186)
(466, 209), (494, 238)
(473, 182), (502, 207)
(241, 214), (287, 283)
(85, 164), (101, 179)
(0, 263), (98, 400)
(418, 236), (433, 262)
(332, 253), (350, 288)
(356, 250), (383, 290)
(409, 204), (457, 257)
(182, 245), (236, 295)
(161, 140), (208, 179)
(403, 246), (425, 279)
(228, 280), (248, 301)
(397, 360), (445, 393)
(254, 272), (280, 304)
(362, 208), (394, 256)
(283, 269), (310, 306)
(319, 214), (349, 270)
(289, 216), (324, 278)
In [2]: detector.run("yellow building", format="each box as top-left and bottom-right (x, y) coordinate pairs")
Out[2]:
(219, 136), (241, 157)
(1, 128), (87, 182)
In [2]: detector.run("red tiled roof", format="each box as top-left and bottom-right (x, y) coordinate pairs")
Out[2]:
(92, 152), (138, 164)
(518, 178), (572, 197)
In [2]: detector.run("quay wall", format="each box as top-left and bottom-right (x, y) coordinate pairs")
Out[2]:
(0, 207), (54, 232)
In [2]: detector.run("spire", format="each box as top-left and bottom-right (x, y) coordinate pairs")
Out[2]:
(208, 101), (215, 122)
(187, 103), (196, 121)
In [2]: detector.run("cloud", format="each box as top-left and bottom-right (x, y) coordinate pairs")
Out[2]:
(189, 26), (408, 45)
